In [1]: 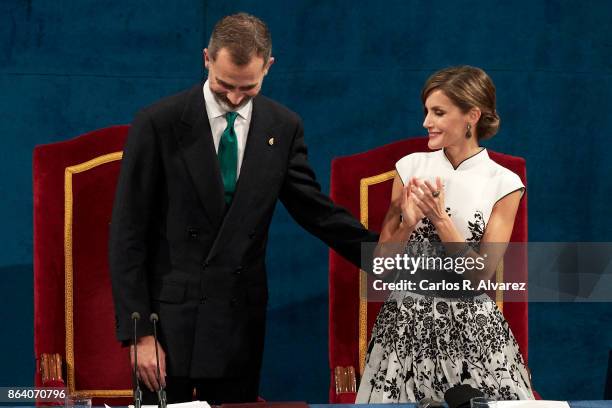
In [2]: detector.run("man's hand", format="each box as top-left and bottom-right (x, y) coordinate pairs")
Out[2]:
(130, 335), (166, 391)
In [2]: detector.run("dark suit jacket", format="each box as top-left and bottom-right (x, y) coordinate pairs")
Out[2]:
(109, 82), (376, 379)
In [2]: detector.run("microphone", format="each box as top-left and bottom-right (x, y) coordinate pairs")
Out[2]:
(131, 312), (142, 408)
(150, 313), (167, 408)
(444, 384), (484, 408)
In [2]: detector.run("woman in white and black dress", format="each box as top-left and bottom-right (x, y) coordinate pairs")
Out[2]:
(356, 66), (535, 403)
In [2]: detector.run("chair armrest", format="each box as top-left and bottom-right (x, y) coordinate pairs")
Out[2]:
(37, 354), (65, 406)
(334, 366), (357, 394)
(39, 353), (65, 386)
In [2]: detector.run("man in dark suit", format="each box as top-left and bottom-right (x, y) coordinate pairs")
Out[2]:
(109, 13), (376, 404)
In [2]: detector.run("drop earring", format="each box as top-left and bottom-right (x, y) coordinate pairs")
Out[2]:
(465, 123), (472, 138)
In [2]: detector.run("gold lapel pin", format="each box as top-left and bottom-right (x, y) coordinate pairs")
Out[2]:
(268, 137), (275, 146)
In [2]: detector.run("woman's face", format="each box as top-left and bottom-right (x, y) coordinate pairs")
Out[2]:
(422, 89), (473, 150)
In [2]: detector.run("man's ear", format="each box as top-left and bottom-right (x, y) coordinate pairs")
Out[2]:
(263, 57), (275, 76)
(203, 48), (210, 69)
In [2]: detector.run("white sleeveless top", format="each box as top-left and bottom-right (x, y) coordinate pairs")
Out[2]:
(395, 148), (524, 243)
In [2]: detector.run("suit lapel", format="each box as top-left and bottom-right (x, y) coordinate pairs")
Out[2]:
(175, 83), (225, 230)
(207, 96), (277, 259)
(229, 96), (276, 216)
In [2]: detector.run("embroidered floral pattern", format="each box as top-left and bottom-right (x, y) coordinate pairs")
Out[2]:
(408, 208), (452, 242)
(358, 293), (533, 402)
(356, 209), (534, 402)
(467, 210), (485, 244)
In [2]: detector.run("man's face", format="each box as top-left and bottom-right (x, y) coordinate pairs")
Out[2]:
(204, 47), (274, 111)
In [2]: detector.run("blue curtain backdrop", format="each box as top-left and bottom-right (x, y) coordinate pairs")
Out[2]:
(1, 0), (611, 402)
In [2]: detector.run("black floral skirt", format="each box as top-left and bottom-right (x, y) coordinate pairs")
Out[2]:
(356, 292), (534, 402)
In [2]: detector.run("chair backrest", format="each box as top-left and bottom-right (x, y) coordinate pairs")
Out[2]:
(328, 137), (528, 403)
(33, 125), (133, 404)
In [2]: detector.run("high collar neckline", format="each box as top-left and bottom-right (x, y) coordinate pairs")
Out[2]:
(440, 147), (488, 171)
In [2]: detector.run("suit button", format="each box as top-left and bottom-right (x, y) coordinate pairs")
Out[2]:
(248, 230), (256, 239)
(230, 298), (237, 306)
(234, 266), (243, 275)
(202, 261), (209, 269)
(200, 296), (207, 304)
(188, 227), (199, 240)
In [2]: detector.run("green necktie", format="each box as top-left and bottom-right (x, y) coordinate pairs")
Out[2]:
(218, 111), (238, 204)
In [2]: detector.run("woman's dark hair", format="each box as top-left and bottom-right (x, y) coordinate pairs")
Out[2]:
(421, 66), (500, 140)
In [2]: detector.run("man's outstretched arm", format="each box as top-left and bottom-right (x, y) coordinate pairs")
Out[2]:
(279, 118), (378, 267)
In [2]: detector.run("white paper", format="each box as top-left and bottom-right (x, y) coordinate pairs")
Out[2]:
(128, 401), (211, 408)
(497, 401), (570, 408)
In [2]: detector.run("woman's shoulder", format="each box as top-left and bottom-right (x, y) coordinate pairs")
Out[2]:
(485, 156), (523, 184)
(483, 154), (525, 200)
(395, 151), (440, 182)
(395, 150), (439, 172)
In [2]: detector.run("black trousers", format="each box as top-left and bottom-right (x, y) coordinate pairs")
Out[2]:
(141, 376), (259, 405)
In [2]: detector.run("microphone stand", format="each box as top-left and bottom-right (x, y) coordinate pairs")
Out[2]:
(150, 313), (167, 408)
(131, 312), (143, 408)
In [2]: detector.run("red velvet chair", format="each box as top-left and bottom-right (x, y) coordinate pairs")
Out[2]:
(328, 137), (529, 403)
(33, 125), (133, 405)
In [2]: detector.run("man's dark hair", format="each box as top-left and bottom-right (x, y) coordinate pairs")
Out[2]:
(208, 13), (272, 66)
